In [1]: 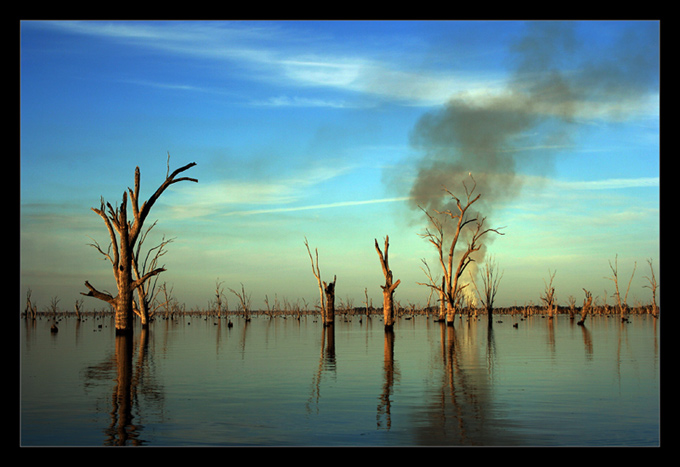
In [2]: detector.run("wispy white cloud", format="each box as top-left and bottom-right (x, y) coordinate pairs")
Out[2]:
(32, 20), (502, 108)
(554, 177), (659, 191)
(222, 196), (412, 217)
(164, 163), (358, 220)
(251, 95), (356, 109)
(516, 174), (659, 191)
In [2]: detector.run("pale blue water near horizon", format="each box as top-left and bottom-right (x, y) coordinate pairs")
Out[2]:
(20, 313), (660, 447)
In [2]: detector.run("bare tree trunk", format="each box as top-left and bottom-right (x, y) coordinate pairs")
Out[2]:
(643, 258), (659, 318)
(305, 237), (330, 323)
(132, 221), (172, 328)
(323, 276), (336, 327)
(470, 257), (503, 328)
(568, 295), (576, 320)
(438, 279), (446, 322)
(24, 288), (37, 320)
(229, 283), (252, 321)
(364, 288), (371, 319)
(606, 254), (637, 321)
(417, 175), (503, 328)
(214, 279), (225, 319)
(577, 289), (593, 326)
(375, 236), (401, 331)
(82, 155), (197, 334)
(541, 270), (557, 319)
(74, 298), (83, 321)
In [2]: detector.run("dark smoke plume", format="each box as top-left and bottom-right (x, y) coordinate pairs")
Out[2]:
(406, 21), (659, 228)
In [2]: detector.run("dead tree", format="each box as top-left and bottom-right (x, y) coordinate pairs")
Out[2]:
(577, 289), (593, 325)
(418, 176), (503, 326)
(375, 236), (401, 330)
(363, 288), (371, 319)
(567, 295), (577, 319)
(214, 279), (227, 319)
(643, 258), (659, 317)
(131, 221), (173, 328)
(470, 257), (503, 327)
(82, 156), (197, 334)
(74, 298), (84, 321)
(540, 270), (557, 319)
(305, 237), (336, 326)
(24, 288), (37, 320)
(229, 283), (252, 321)
(157, 282), (177, 319)
(606, 254), (637, 319)
(323, 276), (337, 327)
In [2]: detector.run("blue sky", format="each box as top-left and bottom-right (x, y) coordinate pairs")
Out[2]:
(20, 20), (660, 313)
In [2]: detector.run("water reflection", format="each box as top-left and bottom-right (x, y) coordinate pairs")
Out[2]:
(22, 314), (659, 446)
(580, 321), (593, 359)
(307, 325), (336, 413)
(377, 329), (397, 430)
(81, 328), (165, 446)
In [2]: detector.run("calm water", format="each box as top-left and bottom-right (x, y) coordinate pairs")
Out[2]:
(20, 313), (660, 447)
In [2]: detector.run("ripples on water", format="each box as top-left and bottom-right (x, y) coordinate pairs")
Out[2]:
(20, 313), (660, 446)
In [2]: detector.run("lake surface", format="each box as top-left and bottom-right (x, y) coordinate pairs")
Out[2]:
(20, 313), (660, 447)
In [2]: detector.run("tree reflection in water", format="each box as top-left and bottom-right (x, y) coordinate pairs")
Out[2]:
(83, 328), (164, 446)
(377, 329), (397, 430)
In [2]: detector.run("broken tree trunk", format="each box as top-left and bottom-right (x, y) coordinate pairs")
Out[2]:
(375, 236), (401, 330)
(577, 289), (593, 326)
(323, 275), (337, 327)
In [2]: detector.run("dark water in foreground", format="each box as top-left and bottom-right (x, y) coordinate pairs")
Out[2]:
(20, 313), (660, 447)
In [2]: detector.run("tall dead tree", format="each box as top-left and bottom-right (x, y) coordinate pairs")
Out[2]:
(24, 288), (37, 320)
(305, 237), (336, 326)
(541, 270), (557, 319)
(643, 258), (659, 317)
(375, 236), (401, 330)
(214, 279), (226, 319)
(229, 283), (252, 321)
(418, 176), (503, 326)
(82, 156), (197, 334)
(606, 254), (637, 319)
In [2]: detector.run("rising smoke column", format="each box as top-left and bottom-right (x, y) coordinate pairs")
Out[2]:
(407, 21), (659, 231)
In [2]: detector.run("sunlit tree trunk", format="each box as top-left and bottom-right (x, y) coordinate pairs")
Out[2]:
(375, 236), (401, 330)
(323, 276), (337, 327)
(417, 175), (503, 327)
(643, 259), (659, 318)
(606, 254), (637, 320)
(438, 280), (446, 322)
(82, 156), (197, 334)
(305, 237), (335, 325)
(229, 283), (252, 321)
(541, 270), (557, 319)
(577, 289), (593, 326)
(132, 221), (172, 328)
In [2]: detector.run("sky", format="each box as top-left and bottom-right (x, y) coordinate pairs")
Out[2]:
(19, 20), (660, 313)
